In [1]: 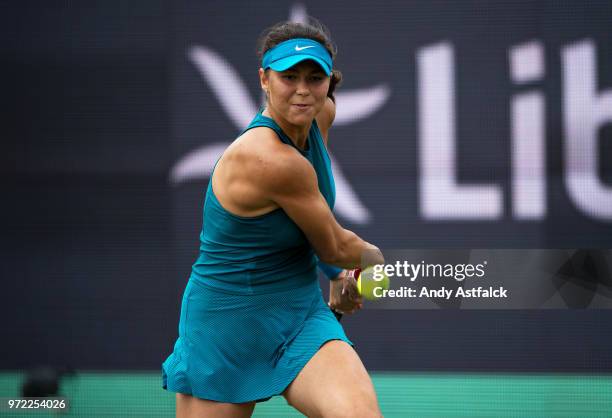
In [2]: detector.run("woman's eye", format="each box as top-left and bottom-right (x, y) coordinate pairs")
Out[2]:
(282, 74), (296, 80)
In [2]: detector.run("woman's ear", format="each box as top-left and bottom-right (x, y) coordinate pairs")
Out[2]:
(327, 70), (342, 103)
(259, 68), (269, 94)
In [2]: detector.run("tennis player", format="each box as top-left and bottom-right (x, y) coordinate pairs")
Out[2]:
(162, 18), (384, 418)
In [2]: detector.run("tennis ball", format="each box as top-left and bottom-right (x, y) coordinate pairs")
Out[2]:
(357, 266), (390, 300)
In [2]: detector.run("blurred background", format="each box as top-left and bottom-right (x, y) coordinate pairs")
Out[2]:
(2, 0), (612, 416)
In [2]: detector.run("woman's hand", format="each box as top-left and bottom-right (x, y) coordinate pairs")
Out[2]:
(328, 269), (363, 315)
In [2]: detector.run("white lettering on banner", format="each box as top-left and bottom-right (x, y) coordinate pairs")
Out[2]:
(510, 41), (546, 220)
(417, 43), (503, 220)
(417, 39), (611, 221)
(563, 40), (612, 220)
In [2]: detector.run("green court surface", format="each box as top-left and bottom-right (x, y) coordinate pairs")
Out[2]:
(1, 372), (611, 417)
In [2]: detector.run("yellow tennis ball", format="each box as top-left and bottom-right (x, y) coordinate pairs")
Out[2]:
(357, 266), (390, 300)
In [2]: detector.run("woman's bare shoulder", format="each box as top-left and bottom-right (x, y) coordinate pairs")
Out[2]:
(211, 126), (312, 216)
(224, 127), (312, 185)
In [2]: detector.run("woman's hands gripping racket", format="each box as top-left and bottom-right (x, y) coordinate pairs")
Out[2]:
(328, 269), (362, 321)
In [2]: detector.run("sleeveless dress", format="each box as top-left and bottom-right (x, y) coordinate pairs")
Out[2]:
(161, 112), (353, 403)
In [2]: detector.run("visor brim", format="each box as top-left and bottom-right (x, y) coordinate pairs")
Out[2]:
(268, 55), (331, 76)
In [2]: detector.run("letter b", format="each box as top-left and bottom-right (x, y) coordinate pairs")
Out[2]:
(563, 39), (612, 220)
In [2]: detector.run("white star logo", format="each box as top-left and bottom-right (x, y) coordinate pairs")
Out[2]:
(169, 4), (390, 224)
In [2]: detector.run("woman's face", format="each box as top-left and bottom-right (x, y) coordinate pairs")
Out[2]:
(260, 60), (330, 127)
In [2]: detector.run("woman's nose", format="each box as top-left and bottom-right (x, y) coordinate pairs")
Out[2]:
(296, 78), (310, 95)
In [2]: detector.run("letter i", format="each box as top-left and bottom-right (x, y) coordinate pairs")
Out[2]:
(509, 41), (546, 219)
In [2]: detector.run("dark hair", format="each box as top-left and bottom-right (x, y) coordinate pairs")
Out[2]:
(257, 18), (343, 102)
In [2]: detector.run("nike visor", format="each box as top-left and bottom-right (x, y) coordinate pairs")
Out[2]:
(262, 38), (332, 75)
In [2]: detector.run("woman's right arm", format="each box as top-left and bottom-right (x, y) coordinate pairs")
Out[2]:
(256, 147), (383, 269)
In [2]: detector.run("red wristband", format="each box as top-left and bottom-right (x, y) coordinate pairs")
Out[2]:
(347, 268), (361, 280)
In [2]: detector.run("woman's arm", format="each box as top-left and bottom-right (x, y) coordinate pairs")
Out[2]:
(315, 97), (336, 146)
(256, 146), (383, 269)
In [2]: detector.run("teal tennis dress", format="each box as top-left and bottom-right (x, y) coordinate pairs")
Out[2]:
(162, 112), (352, 403)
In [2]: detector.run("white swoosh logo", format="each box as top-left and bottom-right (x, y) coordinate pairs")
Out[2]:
(295, 45), (315, 51)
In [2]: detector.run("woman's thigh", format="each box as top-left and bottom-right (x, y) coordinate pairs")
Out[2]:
(176, 393), (256, 418)
(282, 340), (382, 418)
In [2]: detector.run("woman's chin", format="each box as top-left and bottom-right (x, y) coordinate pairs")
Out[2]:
(288, 109), (316, 124)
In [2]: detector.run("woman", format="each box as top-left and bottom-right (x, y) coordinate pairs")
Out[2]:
(162, 18), (384, 418)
